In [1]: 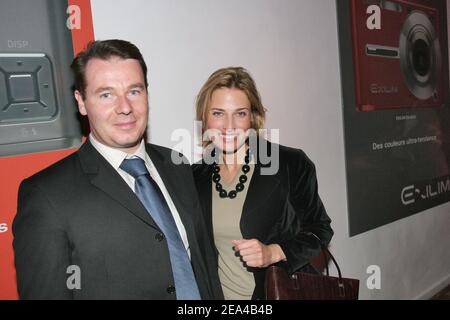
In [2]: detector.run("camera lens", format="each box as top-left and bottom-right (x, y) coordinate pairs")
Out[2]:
(412, 39), (431, 77)
(399, 11), (442, 100)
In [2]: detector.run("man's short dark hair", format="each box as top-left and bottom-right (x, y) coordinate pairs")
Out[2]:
(71, 39), (148, 98)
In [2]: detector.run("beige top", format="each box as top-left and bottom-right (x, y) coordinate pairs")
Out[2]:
(212, 164), (255, 300)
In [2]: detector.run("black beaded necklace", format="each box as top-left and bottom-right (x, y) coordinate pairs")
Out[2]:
(212, 148), (251, 199)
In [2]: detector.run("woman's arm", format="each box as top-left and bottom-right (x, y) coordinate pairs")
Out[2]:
(277, 150), (334, 273)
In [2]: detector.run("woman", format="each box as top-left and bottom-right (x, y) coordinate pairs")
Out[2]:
(192, 67), (333, 300)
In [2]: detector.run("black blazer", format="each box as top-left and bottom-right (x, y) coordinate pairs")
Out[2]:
(192, 141), (333, 299)
(13, 141), (222, 299)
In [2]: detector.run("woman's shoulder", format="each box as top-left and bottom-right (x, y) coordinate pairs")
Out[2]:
(269, 141), (314, 168)
(278, 143), (307, 158)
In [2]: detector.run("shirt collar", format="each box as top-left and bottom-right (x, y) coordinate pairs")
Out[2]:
(89, 134), (147, 170)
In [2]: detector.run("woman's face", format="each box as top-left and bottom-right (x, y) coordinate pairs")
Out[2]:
(206, 87), (252, 154)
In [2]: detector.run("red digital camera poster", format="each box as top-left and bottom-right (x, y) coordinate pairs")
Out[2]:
(0, 0), (93, 299)
(337, 0), (450, 236)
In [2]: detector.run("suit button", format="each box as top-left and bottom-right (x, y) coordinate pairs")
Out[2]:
(155, 233), (164, 242)
(167, 285), (176, 294)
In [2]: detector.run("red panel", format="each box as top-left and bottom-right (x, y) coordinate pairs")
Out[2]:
(0, 0), (94, 300)
(69, 0), (95, 55)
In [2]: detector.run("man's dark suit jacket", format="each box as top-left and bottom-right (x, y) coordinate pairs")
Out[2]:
(13, 141), (223, 299)
(192, 141), (334, 299)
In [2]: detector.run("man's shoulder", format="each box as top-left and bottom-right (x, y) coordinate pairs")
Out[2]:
(146, 143), (190, 165)
(146, 143), (175, 157)
(23, 149), (83, 189)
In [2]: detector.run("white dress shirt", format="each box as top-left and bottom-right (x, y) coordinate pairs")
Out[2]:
(89, 134), (191, 257)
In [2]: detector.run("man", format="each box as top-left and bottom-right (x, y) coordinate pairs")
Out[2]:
(13, 40), (222, 300)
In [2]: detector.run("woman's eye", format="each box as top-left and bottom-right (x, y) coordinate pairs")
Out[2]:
(212, 111), (223, 117)
(237, 111), (248, 117)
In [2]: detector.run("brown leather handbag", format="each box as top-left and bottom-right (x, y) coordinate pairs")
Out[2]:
(265, 246), (359, 300)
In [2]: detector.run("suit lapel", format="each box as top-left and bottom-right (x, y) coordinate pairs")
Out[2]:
(148, 148), (216, 297)
(193, 165), (214, 242)
(241, 162), (280, 238)
(145, 145), (197, 240)
(78, 141), (160, 230)
(240, 139), (281, 238)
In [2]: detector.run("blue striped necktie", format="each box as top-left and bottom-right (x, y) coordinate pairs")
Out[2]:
(120, 157), (201, 300)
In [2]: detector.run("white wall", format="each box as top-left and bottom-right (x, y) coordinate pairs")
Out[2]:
(90, 0), (450, 299)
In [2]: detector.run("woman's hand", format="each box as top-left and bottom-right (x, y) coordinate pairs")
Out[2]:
(232, 239), (286, 268)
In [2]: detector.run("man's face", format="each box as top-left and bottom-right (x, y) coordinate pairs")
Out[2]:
(75, 57), (148, 154)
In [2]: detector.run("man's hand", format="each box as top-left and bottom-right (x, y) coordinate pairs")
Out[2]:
(232, 239), (286, 268)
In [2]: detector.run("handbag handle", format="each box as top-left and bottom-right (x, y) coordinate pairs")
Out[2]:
(308, 232), (346, 296)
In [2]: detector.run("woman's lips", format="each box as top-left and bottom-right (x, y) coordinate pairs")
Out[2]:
(219, 133), (239, 142)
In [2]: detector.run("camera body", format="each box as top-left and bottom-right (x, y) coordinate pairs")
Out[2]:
(350, 0), (448, 111)
(0, 0), (82, 157)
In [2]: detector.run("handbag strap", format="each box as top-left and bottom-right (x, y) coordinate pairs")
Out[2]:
(307, 232), (349, 297)
(308, 232), (343, 280)
(321, 249), (330, 276)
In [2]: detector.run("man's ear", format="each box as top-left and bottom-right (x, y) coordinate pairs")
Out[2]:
(74, 90), (87, 116)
